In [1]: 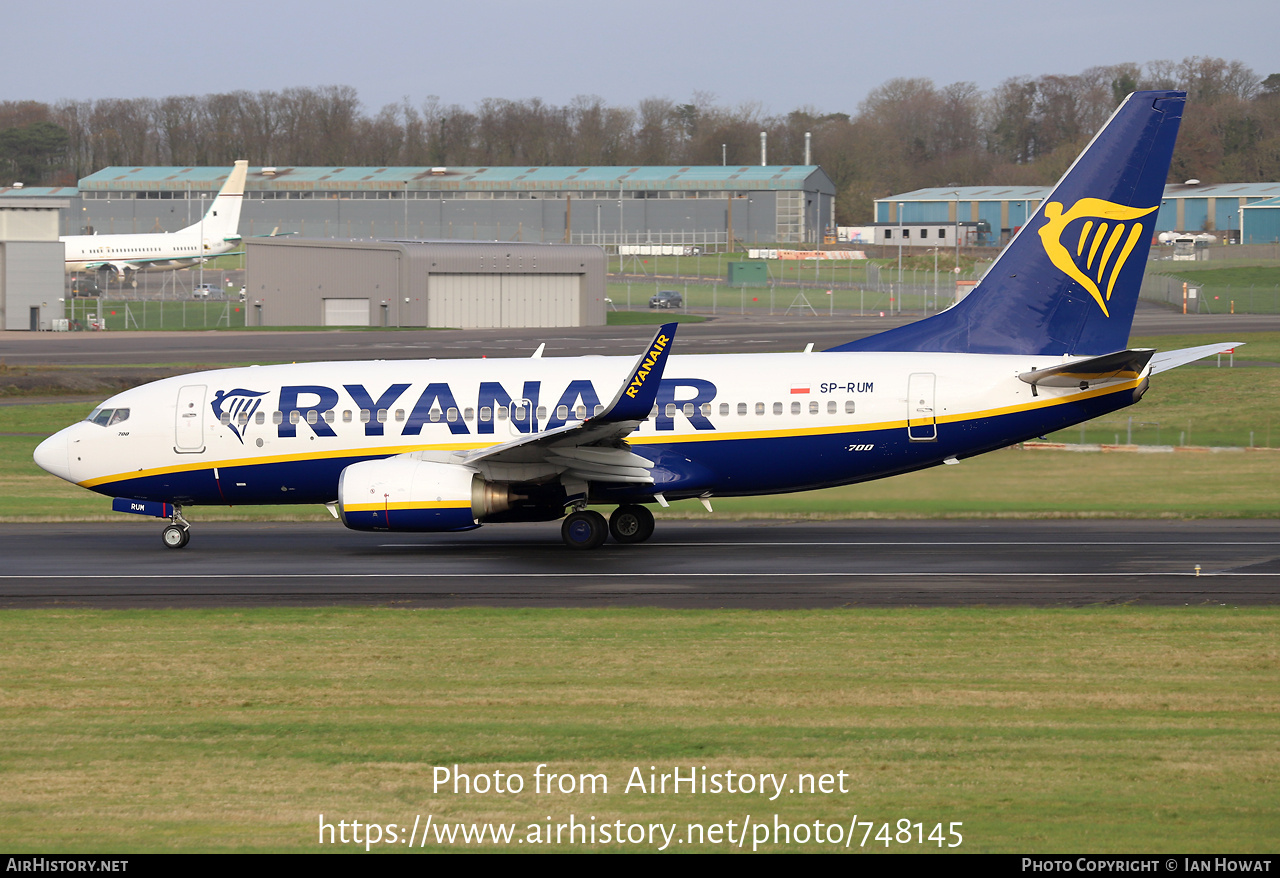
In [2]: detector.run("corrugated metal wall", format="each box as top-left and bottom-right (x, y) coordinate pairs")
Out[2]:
(247, 239), (605, 329)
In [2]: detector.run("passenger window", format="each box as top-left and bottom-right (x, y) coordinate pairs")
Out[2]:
(719, 403), (729, 417)
(809, 401), (819, 414)
(237, 411), (249, 426)
(575, 405), (585, 419)
(464, 407), (474, 421)
(512, 406), (526, 420)
(755, 402), (765, 415)
(683, 403), (695, 417)
(220, 412), (232, 425)
(827, 401), (836, 414)
(738, 403), (747, 416)
(480, 407), (492, 422)
(396, 409), (405, 422)
(342, 410), (352, 423)
(377, 409), (388, 423)
(594, 405), (604, 417)
(790, 401), (801, 415)
(429, 408), (441, 423)
(666, 403), (677, 418)
(701, 403), (712, 417)
(360, 409), (371, 423)
(773, 402), (783, 415)
(447, 407), (459, 422)
(306, 410), (318, 425)
(845, 401), (856, 414)
(557, 405), (569, 420)
(537, 406), (547, 421)
(289, 411), (301, 425)
(497, 406), (508, 421)
(255, 412), (265, 425)
(273, 411), (283, 425)
(323, 410), (334, 424)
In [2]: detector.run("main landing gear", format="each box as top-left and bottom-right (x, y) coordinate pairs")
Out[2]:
(560, 504), (655, 550)
(161, 508), (191, 549)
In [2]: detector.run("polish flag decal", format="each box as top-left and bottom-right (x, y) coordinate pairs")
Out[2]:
(791, 385), (810, 394)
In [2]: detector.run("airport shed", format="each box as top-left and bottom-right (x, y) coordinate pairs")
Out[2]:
(875, 182), (1280, 245)
(1240, 196), (1280, 244)
(0, 197), (69, 331)
(245, 238), (606, 329)
(75, 164), (836, 248)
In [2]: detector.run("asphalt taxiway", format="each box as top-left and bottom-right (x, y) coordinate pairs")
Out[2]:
(2, 306), (1275, 366)
(2, 519), (1276, 609)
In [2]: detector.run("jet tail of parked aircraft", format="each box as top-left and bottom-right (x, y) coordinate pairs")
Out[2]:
(186, 159), (248, 245)
(830, 91), (1186, 357)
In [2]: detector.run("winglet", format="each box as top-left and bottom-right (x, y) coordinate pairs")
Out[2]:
(595, 322), (678, 422)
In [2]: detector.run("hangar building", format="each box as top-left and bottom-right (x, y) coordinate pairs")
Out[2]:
(59, 164), (836, 248)
(245, 238), (607, 329)
(0, 197), (69, 330)
(875, 182), (1280, 246)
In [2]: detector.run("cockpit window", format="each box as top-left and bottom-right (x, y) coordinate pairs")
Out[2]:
(86, 408), (129, 427)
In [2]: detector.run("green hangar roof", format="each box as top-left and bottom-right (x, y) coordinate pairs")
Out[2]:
(79, 165), (834, 194)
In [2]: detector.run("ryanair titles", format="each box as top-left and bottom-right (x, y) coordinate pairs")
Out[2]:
(251, 377), (719, 440)
(625, 334), (669, 399)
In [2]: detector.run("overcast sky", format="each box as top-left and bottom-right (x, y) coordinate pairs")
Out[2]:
(7, 0), (1277, 115)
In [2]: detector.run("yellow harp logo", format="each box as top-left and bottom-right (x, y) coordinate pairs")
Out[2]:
(1037, 198), (1157, 317)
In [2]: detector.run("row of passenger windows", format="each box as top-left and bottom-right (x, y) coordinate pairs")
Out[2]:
(217, 400), (857, 427)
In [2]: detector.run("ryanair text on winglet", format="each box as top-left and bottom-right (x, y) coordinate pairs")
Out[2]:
(625, 334), (670, 398)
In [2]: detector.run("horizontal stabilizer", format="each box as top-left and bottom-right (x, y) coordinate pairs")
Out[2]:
(1019, 349), (1155, 388)
(1149, 342), (1244, 375)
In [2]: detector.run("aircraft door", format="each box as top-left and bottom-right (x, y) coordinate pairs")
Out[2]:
(906, 373), (937, 442)
(509, 398), (536, 436)
(175, 384), (207, 453)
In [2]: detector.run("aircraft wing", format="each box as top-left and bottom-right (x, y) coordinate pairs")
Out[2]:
(452, 322), (678, 485)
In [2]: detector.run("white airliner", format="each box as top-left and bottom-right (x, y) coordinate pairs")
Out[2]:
(62, 160), (248, 278)
(34, 92), (1238, 550)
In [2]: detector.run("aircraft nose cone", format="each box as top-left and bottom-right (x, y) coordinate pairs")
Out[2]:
(33, 431), (72, 482)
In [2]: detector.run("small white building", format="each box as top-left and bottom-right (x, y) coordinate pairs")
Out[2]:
(0, 197), (68, 330)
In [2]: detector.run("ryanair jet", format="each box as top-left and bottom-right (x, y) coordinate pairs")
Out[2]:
(34, 92), (1237, 550)
(63, 161), (248, 279)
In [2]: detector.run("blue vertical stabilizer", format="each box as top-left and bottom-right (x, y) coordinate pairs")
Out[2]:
(830, 91), (1185, 356)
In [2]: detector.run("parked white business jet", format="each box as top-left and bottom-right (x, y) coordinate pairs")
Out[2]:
(62, 160), (248, 278)
(34, 92), (1237, 550)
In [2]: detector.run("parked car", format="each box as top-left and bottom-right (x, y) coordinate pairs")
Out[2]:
(649, 290), (683, 309)
(192, 284), (217, 298)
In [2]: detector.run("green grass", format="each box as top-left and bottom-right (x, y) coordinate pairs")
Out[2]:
(0, 607), (1274, 852)
(1147, 263), (1280, 286)
(66, 298), (247, 330)
(606, 311), (707, 325)
(1045, 352), (1280, 448)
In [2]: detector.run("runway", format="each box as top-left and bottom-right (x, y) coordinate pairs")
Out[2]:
(2, 519), (1277, 609)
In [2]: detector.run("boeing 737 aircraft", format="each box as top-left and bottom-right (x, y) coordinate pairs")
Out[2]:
(62, 160), (248, 278)
(35, 92), (1237, 550)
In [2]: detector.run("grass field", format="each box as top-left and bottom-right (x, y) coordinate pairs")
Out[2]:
(0, 608), (1274, 852)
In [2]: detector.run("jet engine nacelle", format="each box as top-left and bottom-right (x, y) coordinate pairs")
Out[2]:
(337, 457), (515, 532)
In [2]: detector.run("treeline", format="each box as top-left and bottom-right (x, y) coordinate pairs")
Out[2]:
(1, 57), (1277, 223)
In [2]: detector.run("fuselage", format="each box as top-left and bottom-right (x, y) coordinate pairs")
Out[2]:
(35, 350), (1144, 510)
(61, 227), (232, 274)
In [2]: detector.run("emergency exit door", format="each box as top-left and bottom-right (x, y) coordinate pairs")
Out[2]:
(907, 373), (937, 442)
